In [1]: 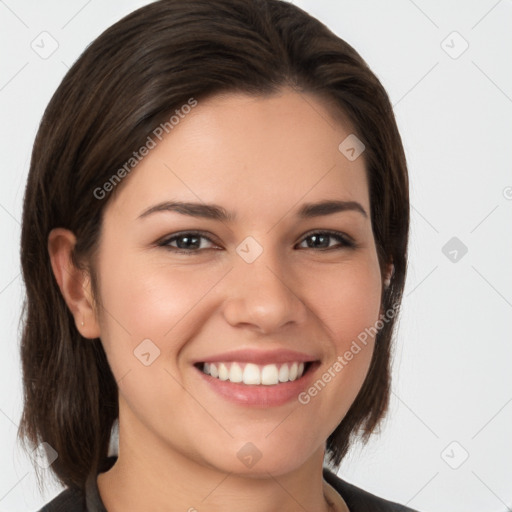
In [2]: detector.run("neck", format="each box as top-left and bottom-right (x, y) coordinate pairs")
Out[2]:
(97, 414), (334, 512)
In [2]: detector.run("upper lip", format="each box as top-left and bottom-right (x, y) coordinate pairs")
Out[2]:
(194, 349), (319, 366)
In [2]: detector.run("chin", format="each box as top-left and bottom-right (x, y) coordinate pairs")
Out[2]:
(198, 436), (321, 479)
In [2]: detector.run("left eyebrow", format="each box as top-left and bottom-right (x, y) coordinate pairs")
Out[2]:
(296, 199), (368, 219)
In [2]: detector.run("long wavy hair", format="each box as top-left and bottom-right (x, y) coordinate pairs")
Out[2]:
(18, 0), (409, 492)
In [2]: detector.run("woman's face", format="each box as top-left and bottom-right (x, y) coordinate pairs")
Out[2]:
(93, 89), (384, 476)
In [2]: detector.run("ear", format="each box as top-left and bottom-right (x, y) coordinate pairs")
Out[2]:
(48, 228), (101, 339)
(379, 261), (395, 320)
(383, 261), (394, 288)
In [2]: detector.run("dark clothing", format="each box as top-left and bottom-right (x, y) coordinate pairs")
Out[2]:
(39, 456), (419, 511)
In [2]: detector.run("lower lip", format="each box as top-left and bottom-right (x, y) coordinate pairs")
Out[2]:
(195, 364), (318, 407)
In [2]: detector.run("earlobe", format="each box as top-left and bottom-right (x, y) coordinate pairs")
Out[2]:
(47, 228), (101, 339)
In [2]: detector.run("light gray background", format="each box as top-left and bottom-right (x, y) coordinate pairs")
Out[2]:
(1, 1), (511, 511)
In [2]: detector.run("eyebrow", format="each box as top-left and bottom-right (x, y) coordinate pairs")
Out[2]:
(137, 199), (368, 221)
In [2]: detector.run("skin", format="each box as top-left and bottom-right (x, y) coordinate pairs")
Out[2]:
(49, 88), (392, 512)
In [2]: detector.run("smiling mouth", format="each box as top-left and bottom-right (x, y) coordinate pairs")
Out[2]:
(195, 361), (314, 386)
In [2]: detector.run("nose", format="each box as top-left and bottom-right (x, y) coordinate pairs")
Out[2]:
(221, 246), (309, 335)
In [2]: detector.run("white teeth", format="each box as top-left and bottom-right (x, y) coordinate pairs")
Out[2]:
(243, 363), (261, 385)
(201, 361), (307, 385)
(261, 364), (279, 385)
(289, 362), (298, 381)
(229, 362), (243, 383)
(278, 364), (289, 382)
(218, 363), (229, 381)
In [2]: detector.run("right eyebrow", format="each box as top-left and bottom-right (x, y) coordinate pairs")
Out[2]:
(137, 201), (236, 222)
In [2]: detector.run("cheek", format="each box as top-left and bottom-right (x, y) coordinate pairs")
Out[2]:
(305, 256), (382, 346)
(96, 253), (210, 335)
(296, 257), (383, 421)
(94, 252), (225, 374)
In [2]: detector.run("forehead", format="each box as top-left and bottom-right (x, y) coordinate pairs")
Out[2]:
(105, 89), (370, 222)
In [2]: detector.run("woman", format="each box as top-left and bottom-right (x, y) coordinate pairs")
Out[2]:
(18, 0), (414, 510)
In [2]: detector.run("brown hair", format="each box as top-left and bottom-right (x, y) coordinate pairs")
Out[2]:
(18, 0), (409, 491)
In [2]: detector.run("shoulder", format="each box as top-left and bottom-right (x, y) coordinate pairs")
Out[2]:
(37, 486), (85, 512)
(323, 468), (421, 512)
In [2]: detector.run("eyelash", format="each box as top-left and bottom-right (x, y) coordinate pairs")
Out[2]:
(157, 230), (356, 254)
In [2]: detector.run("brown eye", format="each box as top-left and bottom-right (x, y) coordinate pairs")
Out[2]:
(158, 231), (219, 253)
(297, 231), (355, 250)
